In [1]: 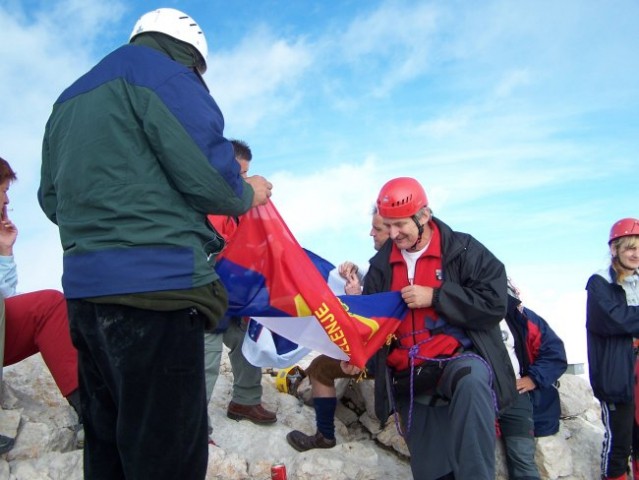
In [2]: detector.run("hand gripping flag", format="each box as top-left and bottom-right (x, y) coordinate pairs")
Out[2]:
(214, 200), (407, 368)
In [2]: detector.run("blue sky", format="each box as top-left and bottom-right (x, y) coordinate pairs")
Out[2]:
(1, 0), (638, 366)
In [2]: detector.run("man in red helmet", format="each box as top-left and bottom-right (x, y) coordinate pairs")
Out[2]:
(364, 177), (516, 480)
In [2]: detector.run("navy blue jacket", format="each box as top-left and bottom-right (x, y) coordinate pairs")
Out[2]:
(586, 268), (639, 403)
(505, 295), (567, 437)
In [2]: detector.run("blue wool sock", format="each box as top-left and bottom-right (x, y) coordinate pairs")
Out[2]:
(313, 397), (337, 440)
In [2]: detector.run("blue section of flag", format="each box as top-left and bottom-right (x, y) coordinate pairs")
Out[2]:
(303, 248), (335, 280)
(218, 259), (290, 317)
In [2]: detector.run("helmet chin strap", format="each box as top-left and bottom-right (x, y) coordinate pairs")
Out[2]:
(407, 215), (425, 251)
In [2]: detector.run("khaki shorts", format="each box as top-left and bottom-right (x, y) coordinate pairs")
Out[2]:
(305, 354), (359, 387)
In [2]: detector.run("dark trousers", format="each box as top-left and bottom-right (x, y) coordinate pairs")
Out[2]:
(600, 401), (633, 478)
(499, 392), (540, 479)
(68, 300), (208, 480)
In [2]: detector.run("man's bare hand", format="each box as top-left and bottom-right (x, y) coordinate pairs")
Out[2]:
(338, 261), (358, 280)
(344, 272), (362, 295)
(245, 175), (272, 207)
(340, 361), (361, 376)
(400, 284), (434, 309)
(516, 376), (537, 394)
(339, 262), (362, 294)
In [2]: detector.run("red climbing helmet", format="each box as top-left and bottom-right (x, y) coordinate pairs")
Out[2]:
(376, 177), (428, 218)
(609, 218), (639, 244)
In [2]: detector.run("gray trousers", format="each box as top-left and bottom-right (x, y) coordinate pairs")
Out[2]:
(396, 355), (496, 480)
(203, 318), (262, 406)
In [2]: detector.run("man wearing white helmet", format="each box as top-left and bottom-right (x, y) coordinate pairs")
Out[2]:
(129, 7), (209, 75)
(39, 8), (272, 480)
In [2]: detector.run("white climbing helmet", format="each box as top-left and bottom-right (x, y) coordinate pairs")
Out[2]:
(129, 8), (208, 73)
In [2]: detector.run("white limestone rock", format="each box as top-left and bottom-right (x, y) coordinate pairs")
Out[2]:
(535, 429), (573, 479)
(0, 408), (20, 440)
(8, 450), (82, 480)
(0, 350), (607, 480)
(558, 374), (594, 418)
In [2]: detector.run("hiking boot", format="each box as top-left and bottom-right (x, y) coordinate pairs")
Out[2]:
(286, 430), (336, 452)
(226, 402), (277, 424)
(0, 434), (14, 455)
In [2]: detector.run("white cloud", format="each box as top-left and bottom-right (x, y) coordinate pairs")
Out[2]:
(416, 114), (470, 138)
(271, 157), (381, 236)
(206, 26), (313, 130)
(339, 3), (438, 57)
(494, 69), (531, 98)
(331, 2), (440, 96)
(0, 0), (127, 179)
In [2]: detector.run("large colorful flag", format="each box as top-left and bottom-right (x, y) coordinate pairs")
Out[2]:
(241, 249), (344, 368)
(215, 200), (407, 368)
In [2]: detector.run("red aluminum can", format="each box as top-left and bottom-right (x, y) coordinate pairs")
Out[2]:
(271, 463), (287, 480)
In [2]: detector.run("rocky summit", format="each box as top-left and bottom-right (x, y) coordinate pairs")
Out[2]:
(0, 352), (603, 479)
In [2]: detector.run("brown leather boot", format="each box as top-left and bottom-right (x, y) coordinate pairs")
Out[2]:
(286, 430), (336, 452)
(226, 401), (277, 424)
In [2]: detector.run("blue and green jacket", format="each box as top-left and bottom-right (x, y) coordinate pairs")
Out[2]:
(39, 41), (253, 299)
